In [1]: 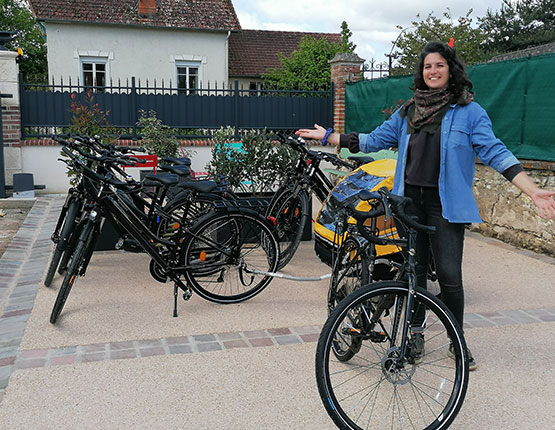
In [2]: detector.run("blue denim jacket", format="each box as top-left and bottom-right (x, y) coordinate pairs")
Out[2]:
(358, 101), (520, 223)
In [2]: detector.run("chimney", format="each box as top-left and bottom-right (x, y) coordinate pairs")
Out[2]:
(138, 0), (156, 16)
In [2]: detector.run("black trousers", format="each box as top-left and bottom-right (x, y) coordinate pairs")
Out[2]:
(403, 184), (466, 329)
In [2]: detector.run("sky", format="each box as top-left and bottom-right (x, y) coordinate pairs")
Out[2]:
(232, 0), (507, 65)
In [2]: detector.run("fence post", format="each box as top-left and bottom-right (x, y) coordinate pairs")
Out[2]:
(329, 53), (364, 134)
(0, 47), (22, 196)
(233, 80), (240, 140)
(18, 72), (25, 140)
(131, 76), (138, 139)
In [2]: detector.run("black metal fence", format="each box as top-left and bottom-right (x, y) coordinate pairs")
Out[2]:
(20, 77), (334, 139)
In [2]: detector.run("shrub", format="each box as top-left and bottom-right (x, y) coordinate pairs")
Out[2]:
(206, 127), (297, 195)
(136, 110), (180, 159)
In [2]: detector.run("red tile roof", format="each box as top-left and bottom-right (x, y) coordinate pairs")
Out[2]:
(29, 0), (241, 31)
(229, 29), (341, 77)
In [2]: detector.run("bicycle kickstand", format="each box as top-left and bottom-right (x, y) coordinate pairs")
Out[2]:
(173, 282), (193, 317)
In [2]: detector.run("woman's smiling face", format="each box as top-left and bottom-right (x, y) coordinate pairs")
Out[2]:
(423, 53), (450, 90)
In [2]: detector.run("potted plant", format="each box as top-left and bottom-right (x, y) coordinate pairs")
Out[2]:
(136, 110), (181, 160)
(206, 127), (297, 196)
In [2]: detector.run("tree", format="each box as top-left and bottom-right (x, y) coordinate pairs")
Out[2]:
(0, 0), (47, 82)
(262, 35), (343, 90)
(262, 21), (358, 90)
(390, 9), (489, 75)
(479, 0), (555, 56)
(340, 21), (356, 53)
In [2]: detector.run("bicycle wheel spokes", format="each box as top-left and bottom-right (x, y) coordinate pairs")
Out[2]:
(317, 283), (468, 430)
(183, 212), (278, 303)
(267, 189), (309, 270)
(329, 238), (366, 311)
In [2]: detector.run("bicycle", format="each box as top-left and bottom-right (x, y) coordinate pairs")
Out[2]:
(49, 143), (278, 323)
(45, 135), (237, 287)
(315, 187), (469, 430)
(327, 198), (404, 343)
(267, 134), (372, 270)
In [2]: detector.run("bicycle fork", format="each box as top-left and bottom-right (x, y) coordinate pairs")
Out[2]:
(390, 234), (419, 364)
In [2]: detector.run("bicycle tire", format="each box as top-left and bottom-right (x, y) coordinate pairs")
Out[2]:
(50, 221), (95, 324)
(316, 281), (469, 430)
(157, 192), (226, 240)
(57, 216), (86, 275)
(181, 210), (278, 303)
(266, 187), (310, 270)
(327, 236), (369, 361)
(44, 197), (81, 287)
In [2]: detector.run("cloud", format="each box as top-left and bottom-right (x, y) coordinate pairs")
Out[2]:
(232, 0), (505, 63)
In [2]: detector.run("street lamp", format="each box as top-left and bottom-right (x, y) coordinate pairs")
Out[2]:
(386, 26), (416, 75)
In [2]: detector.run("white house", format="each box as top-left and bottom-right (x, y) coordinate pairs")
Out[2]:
(29, 0), (241, 88)
(20, 0), (341, 192)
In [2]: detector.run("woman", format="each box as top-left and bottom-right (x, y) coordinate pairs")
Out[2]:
(296, 41), (555, 371)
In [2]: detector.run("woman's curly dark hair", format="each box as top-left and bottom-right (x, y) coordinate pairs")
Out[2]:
(412, 41), (473, 100)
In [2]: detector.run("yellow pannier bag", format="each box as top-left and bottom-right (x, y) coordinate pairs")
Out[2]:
(314, 158), (402, 268)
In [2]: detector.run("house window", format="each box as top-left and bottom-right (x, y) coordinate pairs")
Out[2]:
(80, 58), (107, 90)
(176, 62), (200, 94)
(249, 81), (263, 96)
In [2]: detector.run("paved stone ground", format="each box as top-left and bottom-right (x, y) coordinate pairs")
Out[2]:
(0, 208), (30, 259)
(1, 195), (555, 428)
(0, 196), (63, 399)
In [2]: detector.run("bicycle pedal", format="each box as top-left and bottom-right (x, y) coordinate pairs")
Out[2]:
(368, 331), (387, 343)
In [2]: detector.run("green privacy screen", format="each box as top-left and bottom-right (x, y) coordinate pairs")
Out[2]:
(345, 53), (555, 161)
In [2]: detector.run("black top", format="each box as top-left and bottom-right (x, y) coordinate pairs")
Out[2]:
(405, 130), (441, 187)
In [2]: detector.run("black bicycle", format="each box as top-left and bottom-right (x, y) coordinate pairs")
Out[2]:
(266, 135), (372, 270)
(45, 135), (237, 287)
(49, 142), (278, 323)
(315, 187), (469, 430)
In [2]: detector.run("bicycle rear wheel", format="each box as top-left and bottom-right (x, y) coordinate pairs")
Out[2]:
(316, 281), (469, 430)
(181, 210), (278, 303)
(328, 237), (369, 361)
(157, 192), (224, 239)
(266, 187), (309, 270)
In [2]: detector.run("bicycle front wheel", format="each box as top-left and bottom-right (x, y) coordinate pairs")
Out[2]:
(50, 221), (96, 324)
(181, 210), (278, 303)
(316, 281), (469, 430)
(44, 196), (81, 287)
(266, 187), (309, 270)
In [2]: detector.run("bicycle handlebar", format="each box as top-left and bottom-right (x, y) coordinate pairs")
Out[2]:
(338, 187), (435, 246)
(276, 134), (357, 170)
(60, 145), (137, 190)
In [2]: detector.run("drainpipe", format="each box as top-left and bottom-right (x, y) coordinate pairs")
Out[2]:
(226, 31), (231, 87)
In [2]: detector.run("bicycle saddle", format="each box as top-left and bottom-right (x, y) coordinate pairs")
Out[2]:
(179, 180), (219, 193)
(142, 173), (179, 187)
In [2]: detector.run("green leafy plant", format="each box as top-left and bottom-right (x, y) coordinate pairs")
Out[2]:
(206, 127), (297, 195)
(136, 110), (180, 159)
(63, 90), (117, 184)
(68, 90), (116, 139)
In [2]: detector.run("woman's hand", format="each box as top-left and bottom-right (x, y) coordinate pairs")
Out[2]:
(512, 171), (555, 219)
(530, 189), (555, 219)
(295, 124), (327, 140)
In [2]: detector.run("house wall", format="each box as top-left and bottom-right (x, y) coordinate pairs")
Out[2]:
(43, 22), (229, 85)
(21, 145), (214, 193)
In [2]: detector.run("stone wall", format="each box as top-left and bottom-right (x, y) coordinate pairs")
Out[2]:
(471, 162), (555, 257)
